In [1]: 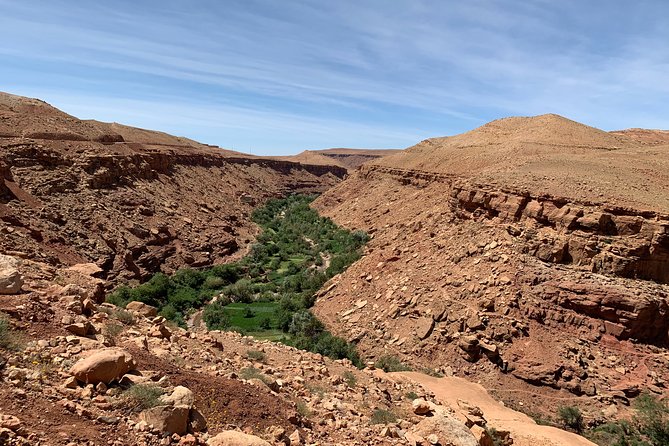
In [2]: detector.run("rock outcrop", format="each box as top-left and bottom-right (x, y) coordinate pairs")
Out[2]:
(0, 92), (345, 286)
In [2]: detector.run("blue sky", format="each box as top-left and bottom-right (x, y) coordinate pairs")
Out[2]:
(1, 0), (668, 155)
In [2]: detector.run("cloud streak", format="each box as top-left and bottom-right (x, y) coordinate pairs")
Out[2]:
(1, 0), (668, 152)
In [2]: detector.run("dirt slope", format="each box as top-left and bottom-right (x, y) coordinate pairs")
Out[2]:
(313, 114), (669, 425)
(395, 372), (596, 446)
(0, 92), (345, 285)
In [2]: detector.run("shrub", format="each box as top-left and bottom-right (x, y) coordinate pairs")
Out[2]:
(296, 400), (311, 418)
(259, 317), (272, 329)
(224, 279), (253, 303)
(0, 313), (12, 349)
(203, 275), (226, 290)
(343, 371), (357, 388)
(239, 367), (270, 385)
(371, 409), (398, 425)
(203, 302), (230, 330)
(375, 355), (411, 373)
(246, 350), (266, 362)
(113, 309), (135, 325)
(634, 392), (669, 445)
(558, 406), (584, 432)
(123, 384), (164, 412)
(102, 322), (124, 345)
(405, 391), (419, 401)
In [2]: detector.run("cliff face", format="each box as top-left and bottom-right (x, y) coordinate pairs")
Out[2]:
(0, 93), (344, 284)
(312, 115), (669, 419)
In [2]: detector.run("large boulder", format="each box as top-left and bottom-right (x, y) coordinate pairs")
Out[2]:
(69, 348), (136, 384)
(207, 431), (271, 446)
(140, 405), (189, 435)
(0, 255), (22, 295)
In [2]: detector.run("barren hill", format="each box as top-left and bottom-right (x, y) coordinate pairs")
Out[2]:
(610, 128), (669, 145)
(277, 148), (402, 171)
(314, 114), (669, 426)
(375, 114), (669, 212)
(0, 92), (346, 284)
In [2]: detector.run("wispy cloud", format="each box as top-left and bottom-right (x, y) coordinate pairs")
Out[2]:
(1, 0), (667, 152)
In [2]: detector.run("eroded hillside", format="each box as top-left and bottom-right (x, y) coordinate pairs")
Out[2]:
(0, 92), (346, 285)
(313, 114), (669, 426)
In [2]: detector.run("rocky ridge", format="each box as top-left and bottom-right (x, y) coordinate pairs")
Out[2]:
(0, 92), (345, 285)
(313, 115), (669, 423)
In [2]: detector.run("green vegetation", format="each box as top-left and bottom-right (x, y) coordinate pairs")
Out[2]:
(570, 393), (669, 446)
(375, 355), (411, 372)
(343, 371), (357, 388)
(558, 406), (584, 433)
(0, 312), (12, 349)
(370, 408), (398, 425)
(246, 349), (267, 362)
(107, 195), (367, 366)
(122, 384), (164, 412)
(405, 391), (419, 401)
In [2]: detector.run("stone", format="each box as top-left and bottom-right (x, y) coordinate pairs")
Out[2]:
(126, 301), (158, 317)
(470, 425), (494, 446)
(409, 411), (478, 446)
(412, 398), (433, 415)
(65, 322), (94, 337)
(140, 405), (190, 435)
(416, 317), (435, 340)
(62, 376), (79, 389)
(207, 430), (271, 446)
(458, 335), (480, 361)
(188, 407), (207, 433)
(288, 429), (302, 444)
(160, 386), (195, 408)
(0, 255), (22, 295)
(69, 348), (136, 384)
(0, 414), (22, 433)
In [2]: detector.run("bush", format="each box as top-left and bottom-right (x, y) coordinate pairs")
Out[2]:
(246, 350), (266, 362)
(0, 313), (12, 349)
(371, 409), (398, 425)
(123, 384), (164, 412)
(102, 322), (124, 345)
(203, 275), (226, 290)
(405, 391), (419, 401)
(113, 309), (135, 325)
(375, 355), (411, 373)
(635, 392), (669, 445)
(558, 406), (583, 432)
(343, 371), (357, 388)
(259, 317), (272, 329)
(203, 302), (230, 330)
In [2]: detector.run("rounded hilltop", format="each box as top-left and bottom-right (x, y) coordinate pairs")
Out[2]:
(374, 113), (669, 213)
